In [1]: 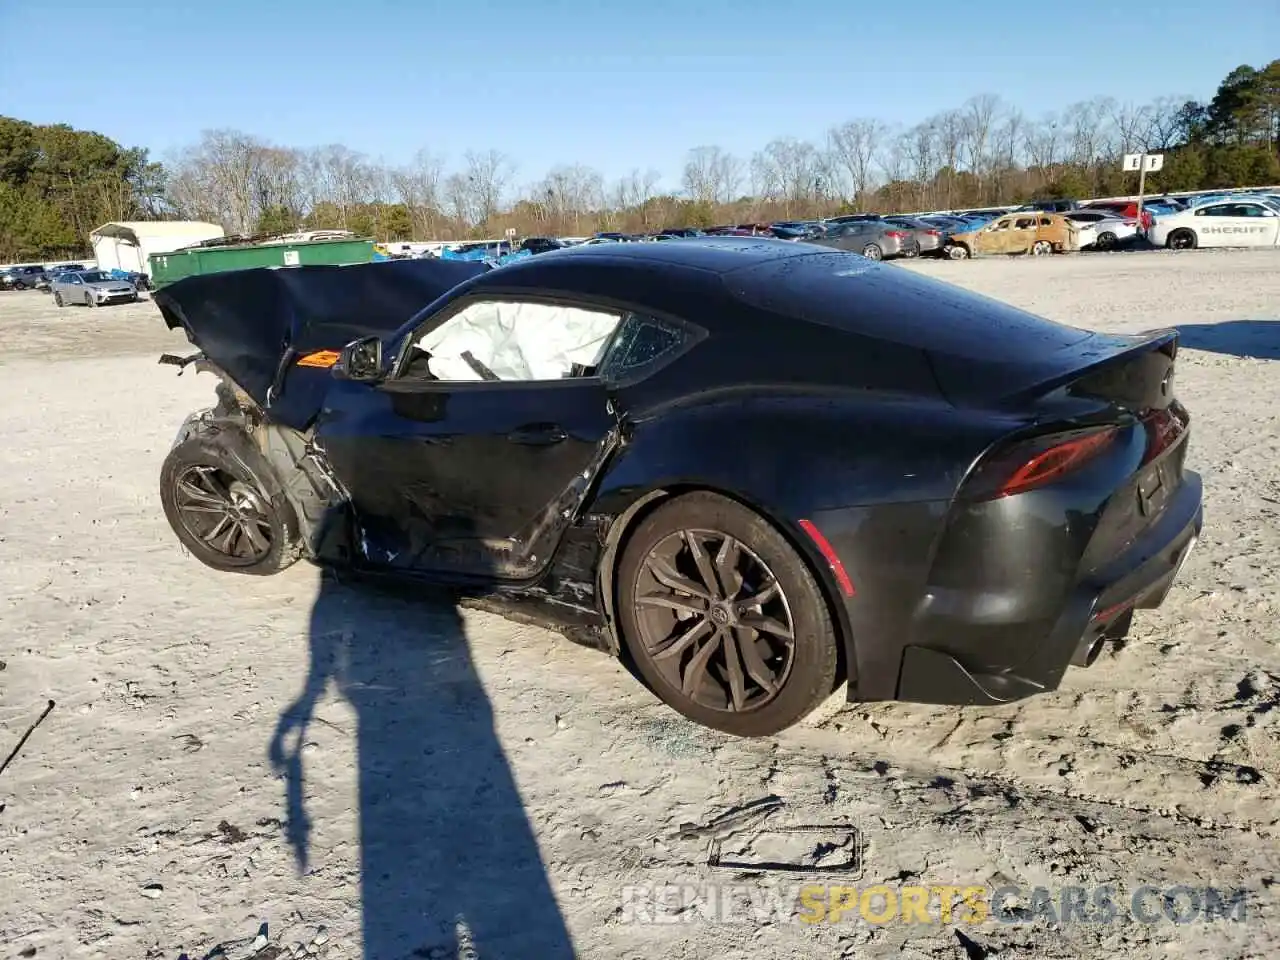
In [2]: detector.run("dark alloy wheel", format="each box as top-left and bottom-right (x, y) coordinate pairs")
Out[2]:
(1096, 231), (1117, 250)
(173, 465), (275, 563)
(1168, 229), (1197, 250)
(54, 292), (64, 307)
(160, 433), (302, 575)
(617, 492), (840, 736)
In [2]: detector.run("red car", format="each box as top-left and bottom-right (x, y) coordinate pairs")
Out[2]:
(1084, 201), (1153, 230)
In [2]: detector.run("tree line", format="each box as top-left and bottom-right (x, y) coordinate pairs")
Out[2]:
(2, 59), (1277, 260)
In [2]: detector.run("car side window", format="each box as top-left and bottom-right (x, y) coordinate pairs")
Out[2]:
(1038, 217), (1052, 226)
(991, 219), (1012, 231)
(1235, 204), (1266, 217)
(1015, 217), (1037, 229)
(409, 299), (622, 383)
(597, 312), (687, 380)
(1197, 205), (1231, 217)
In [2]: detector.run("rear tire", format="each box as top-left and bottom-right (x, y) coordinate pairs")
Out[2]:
(1096, 231), (1116, 249)
(861, 243), (883, 261)
(160, 430), (302, 575)
(616, 491), (840, 737)
(1031, 240), (1053, 256)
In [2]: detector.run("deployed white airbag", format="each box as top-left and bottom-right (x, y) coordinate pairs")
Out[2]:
(418, 300), (621, 381)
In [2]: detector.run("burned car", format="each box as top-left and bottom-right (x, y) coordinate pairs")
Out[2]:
(155, 240), (1202, 737)
(944, 212), (1086, 259)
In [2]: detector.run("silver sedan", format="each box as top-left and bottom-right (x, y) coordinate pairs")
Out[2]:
(51, 270), (139, 308)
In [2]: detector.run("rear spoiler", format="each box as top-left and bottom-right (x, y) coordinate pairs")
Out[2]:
(995, 328), (1179, 411)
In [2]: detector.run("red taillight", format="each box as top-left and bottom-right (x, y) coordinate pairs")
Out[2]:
(885, 230), (906, 239)
(962, 427), (1120, 501)
(925, 229), (941, 236)
(1141, 406), (1188, 465)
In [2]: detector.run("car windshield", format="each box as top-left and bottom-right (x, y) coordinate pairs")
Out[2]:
(77, 271), (112, 283)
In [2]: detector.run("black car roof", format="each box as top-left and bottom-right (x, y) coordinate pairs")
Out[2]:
(493, 236), (814, 276)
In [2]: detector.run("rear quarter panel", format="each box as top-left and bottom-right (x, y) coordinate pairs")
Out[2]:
(586, 390), (1026, 688)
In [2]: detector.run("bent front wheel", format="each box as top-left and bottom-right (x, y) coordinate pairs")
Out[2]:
(160, 434), (302, 575)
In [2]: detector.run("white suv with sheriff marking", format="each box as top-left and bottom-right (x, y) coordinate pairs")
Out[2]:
(1148, 197), (1280, 250)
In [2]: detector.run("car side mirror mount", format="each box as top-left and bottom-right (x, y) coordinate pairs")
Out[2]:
(334, 336), (384, 382)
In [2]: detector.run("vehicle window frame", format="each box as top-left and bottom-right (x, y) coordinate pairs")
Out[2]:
(386, 291), (705, 392)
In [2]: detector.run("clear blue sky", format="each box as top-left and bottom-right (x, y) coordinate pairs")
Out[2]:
(1, 0), (1275, 189)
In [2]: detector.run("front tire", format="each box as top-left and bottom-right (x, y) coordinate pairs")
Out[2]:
(1167, 229), (1197, 250)
(616, 492), (840, 737)
(160, 431), (302, 575)
(946, 243), (969, 260)
(54, 292), (64, 308)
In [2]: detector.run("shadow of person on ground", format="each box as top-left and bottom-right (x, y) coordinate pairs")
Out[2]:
(270, 562), (576, 960)
(1177, 320), (1280, 360)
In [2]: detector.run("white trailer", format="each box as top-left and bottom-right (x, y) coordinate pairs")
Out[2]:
(90, 221), (226, 277)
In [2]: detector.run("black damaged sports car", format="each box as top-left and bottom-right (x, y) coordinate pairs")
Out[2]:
(154, 238), (1202, 737)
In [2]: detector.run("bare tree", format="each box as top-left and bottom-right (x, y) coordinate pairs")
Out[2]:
(876, 127), (910, 184)
(312, 144), (371, 229)
(464, 149), (514, 227)
(900, 122), (938, 189)
(960, 94), (1001, 179)
(1108, 101), (1155, 155)
(390, 148), (445, 239)
(1024, 112), (1063, 170)
(751, 138), (821, 215)
(681, 146), (740, 206)
(443, 172), (473, 232)
(1063, 97), (1115, 166)
(535, 164), (605, 235)
(1142, 96), (1191, 151)
(612, 168), (662, 227)
(826, 119), (887, 203)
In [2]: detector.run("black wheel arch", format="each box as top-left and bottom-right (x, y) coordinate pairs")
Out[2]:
(186, 409), (363, 565)
(591, 480), (855, 692)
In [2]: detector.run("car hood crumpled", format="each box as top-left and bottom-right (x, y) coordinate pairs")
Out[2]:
(153, 258), (489, 429)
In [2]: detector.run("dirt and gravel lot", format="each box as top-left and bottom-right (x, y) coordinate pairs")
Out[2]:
(1, 250), (1278, 960)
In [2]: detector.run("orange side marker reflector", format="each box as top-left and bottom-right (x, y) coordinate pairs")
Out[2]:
(798, 519), (856, 597)
(297, 350), (342, 369)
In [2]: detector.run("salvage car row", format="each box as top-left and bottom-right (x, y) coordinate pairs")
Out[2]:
(492, 188), (1280, 262)
(0, 263), (148, 306)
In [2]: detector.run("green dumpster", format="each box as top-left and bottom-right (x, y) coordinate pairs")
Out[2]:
(148, 236), (375, 289)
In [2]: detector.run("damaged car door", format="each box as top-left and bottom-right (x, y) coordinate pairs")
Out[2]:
(315, 296), (625, 582)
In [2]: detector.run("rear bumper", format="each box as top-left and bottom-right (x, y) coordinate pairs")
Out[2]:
(893, 470), (1202, 706)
